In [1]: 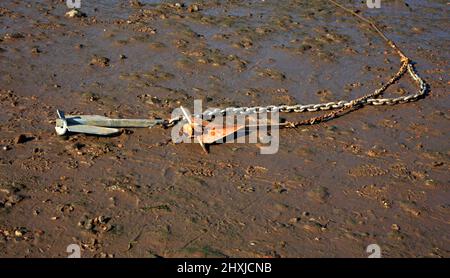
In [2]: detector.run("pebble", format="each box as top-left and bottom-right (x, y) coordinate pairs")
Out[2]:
(89, 55), (110, 67)
(400, 201), (421, 217)
(31, 47), (41, 54)
(65, 9), (86, 18)
(188, 4), (200, 12)
(129, 0), (143, 8)
(288, 217), (300, 224)
(307, 186), (330, 203)
(381, 199), (391, 208)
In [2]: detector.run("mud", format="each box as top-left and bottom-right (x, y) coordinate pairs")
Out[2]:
(0, 0), (449, 257)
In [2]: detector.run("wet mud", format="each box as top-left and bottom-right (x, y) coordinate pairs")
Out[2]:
(0, 0), (449, 257)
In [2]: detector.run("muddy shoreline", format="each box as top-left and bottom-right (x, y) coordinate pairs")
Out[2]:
(0, 1), (449, 257)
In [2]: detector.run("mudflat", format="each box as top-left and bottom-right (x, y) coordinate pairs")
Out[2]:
(0, 0), (448, 257)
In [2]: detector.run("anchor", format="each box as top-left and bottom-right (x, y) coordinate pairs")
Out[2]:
(55, 109), (164, 136)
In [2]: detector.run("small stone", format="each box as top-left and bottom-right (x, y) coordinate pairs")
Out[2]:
(391, 224), (400, 231)
(101, 224), (112, 232)
(89, 55), (110, 67)
(65, 9), (86, 18)
(188, 4), (199, 12)
(425, 179), (436, 187)
(14, 230), (23, 237)
(381, 199), (391, 208)
(129, 0), (143, 8)
(2, 145), (10, 151)
(288, 217), (300, 224)
(31, 47), (41, 54)
(119, 54), (127, 59)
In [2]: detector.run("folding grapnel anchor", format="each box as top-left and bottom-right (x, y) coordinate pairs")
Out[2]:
(55, 109), (164, 136)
